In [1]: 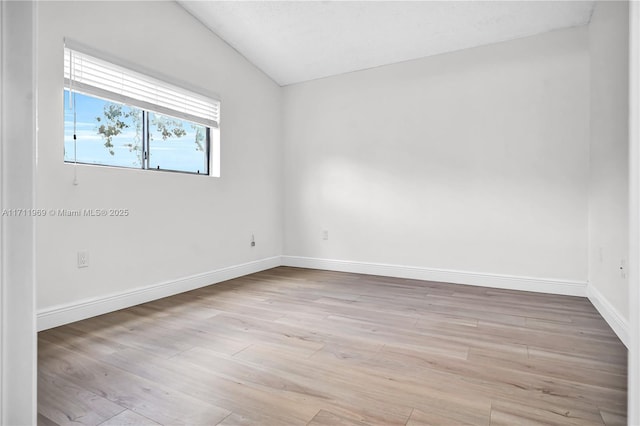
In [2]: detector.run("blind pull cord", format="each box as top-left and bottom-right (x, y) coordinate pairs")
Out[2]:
(67, 46), (79, 186)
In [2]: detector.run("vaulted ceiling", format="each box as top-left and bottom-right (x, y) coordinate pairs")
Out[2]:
(178, 1), (595, 86)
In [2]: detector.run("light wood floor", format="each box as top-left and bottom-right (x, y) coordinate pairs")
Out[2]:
(38, 267), (627, 426)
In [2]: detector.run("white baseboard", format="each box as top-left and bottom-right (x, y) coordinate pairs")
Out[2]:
(281, 256), (588, 297)
(37, 255), (597, 334)
(587, 284), (629, 348)
(37, 256), (282, 331)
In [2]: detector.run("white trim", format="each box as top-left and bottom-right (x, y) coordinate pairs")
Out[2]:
(1, 2), (37, 424)
(586, 284), (629, 348)
(281, 256), (587, 297)
(38, 255), (591, 333)
(0, 2), (4, 421)
(628, 0), (640, 423)
(37, 256), (281, 331)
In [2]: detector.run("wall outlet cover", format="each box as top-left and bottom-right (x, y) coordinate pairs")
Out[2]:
(77, 251), (89, 268)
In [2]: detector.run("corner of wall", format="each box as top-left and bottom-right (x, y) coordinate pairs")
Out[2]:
(586, 282), (630, 347)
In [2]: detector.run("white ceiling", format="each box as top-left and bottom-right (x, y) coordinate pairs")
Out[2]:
(178, 1), (595, 86)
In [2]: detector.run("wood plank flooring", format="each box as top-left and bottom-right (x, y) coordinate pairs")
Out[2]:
(38, 267), (627, 425)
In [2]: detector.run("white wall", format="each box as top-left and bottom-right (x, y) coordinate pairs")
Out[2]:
(627, 1), (640, 422)
(587, 1), (630, 343)
(37, 2), (282, 313)
(283, 27), (590, 287)
(1, 1), (37, 424)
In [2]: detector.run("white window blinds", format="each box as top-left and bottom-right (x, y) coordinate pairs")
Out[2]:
(64, 47), (220, 128)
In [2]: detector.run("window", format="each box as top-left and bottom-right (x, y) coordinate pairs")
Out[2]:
(64, 45), (220, 175)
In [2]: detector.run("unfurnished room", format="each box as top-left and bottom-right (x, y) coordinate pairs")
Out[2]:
(1, 0), (640, 425)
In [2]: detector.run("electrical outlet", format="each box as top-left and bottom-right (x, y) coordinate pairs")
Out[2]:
(251, 234), (256, 247)
(77, 251), (89, 268)
(322, 230), (329, 240)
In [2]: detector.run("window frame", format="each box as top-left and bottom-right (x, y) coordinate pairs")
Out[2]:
(64, 89), (213, 176)
(63, 41), (220, 177)
(142, 108), (212, 175)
